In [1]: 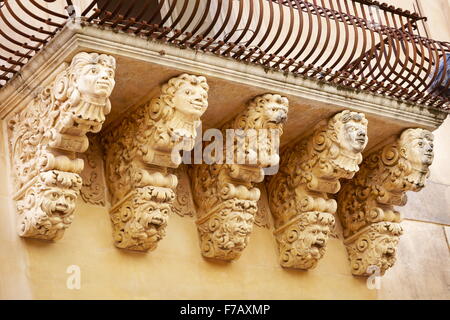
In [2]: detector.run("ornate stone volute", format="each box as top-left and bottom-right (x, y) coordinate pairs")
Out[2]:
(190, 94), (289, 261)
(103, 74), (209, 251)
(267, 110), (368, 269)
(8, 52), (116, 240)
(337, 128), (434, 276)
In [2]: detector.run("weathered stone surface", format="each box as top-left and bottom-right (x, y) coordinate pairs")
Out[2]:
(190, 94), (289, 261)
(267, 110), (368, 269)
(338, 128), (435, 276)
(103, 74), (209, 251)
(378, 220), (450, 299)
(7, 52), (116, 240)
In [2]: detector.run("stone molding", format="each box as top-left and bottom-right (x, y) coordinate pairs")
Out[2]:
(102, 74), (209, 251)
(7, 52), (116, 240)
(337, 128), (434, 276)
(190, 94), (289, 260)
(267, 110), (369, 269)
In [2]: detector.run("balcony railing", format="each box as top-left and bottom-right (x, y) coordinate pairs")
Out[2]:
(0, 0), (449, 109)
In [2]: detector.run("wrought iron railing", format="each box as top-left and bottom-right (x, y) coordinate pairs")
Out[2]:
(0, 0), (449, 109)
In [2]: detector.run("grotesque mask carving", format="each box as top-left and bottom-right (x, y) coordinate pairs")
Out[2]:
(16, 170), (82, 240)
(197, 200), (257, 260)
(103, 74), (209, 251)
(8, 52), (116, 241)
(345, 222), (402, 276)
(337, 128), (433, 276)
(110, 186), (173, 251)
(268, 110), (368, 269)
(276, 212), (335, 269)
(190, 94), (289, 261)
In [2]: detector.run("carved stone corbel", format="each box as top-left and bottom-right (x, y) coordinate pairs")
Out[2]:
(103, 74), (209, 251)
(337, 128), (434, 276)
(190, 94), (289, 260)
(7, 52), (116, 240)
(267, 110), (368, 269)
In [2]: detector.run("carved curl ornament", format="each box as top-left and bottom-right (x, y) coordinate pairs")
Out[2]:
(8, 52), (116, 240)
(103, 74), (209, 251)
(337, 128), (434, 276)
(190, 94), (289, 260)
(267, 110), (368, 269)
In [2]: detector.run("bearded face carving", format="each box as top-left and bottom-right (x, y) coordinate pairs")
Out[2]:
(276, 212), (335, 269)
(41, 187), (78, 218)
(337, 128), (434, 276)
(345, 222), (402, 276)
(223, 210), (255, 246)
(197, 200), (257, 260)
(111, 186), (174, 251)
(129, 201), (170, 246)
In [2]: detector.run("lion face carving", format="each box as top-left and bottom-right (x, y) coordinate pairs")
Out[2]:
(262, 95), (289, 128)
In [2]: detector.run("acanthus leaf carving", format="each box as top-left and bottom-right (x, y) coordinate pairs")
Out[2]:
(267, 110), (368, 269)
(190, 94), (289, 260)
(337, 128), (434, 276)
(103, 74), (209, 251)
(7, 52), (116, 240)
(79, 137), (106, 206)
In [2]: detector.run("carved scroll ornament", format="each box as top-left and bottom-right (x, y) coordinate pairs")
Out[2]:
(267, 110), (368, 269)
(103, 74), (209, 251)
(190, 94), (289, 260)
(8, 52), (116, 240)
(337, 128), (434, 276)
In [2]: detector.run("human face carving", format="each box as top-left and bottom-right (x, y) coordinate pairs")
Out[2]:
(342, 121), (368, 153)
(407, 136), (434, 166)
(76, 63), (115, 99)
(172, 83), (208, 118)
(41, 187), (77, 216)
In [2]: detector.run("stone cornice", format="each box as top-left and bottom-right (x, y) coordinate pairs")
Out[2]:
(0, 20), (447, 130)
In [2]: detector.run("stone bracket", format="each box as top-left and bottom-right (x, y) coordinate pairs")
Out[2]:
(7, 52), (116, 241)
(190, 94), (289, 261)
(267, 110), (369, 269)
(337, 128), (434, 276)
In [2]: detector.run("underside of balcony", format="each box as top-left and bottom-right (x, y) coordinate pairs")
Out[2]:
(0, 20), (447, 153)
